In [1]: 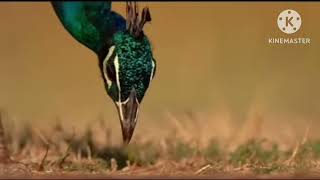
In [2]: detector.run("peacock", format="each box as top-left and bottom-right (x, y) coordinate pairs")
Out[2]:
(51, 1), (156, 144)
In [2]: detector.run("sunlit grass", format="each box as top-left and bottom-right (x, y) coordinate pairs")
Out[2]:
(1, 110), (320, 177)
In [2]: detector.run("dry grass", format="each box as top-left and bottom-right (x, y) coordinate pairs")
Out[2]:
(0, 108), (320, 178)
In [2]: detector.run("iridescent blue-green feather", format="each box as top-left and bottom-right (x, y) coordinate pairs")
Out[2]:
(51, 1), (126, 55)
(112, 31), (154, 102)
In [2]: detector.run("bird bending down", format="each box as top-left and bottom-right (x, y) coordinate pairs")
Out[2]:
(51, 2), (156, 144)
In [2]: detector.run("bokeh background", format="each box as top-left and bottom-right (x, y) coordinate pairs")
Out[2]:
(0, 2), (319, 144)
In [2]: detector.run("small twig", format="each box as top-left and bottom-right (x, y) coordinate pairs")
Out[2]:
(56, 130), (75, 168)
(301, 120), (312, 145)
(38, 145), (49, 171)
(57, 142), (71, 169)
(195, 164), (212, 175)
(284, 140), (300, 166)
(284, 121), (312, 165)
(35, 128), (51, 171)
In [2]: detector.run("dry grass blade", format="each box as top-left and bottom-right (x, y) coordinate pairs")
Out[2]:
(38, 145), (49, 171)
(301, 120), (312, 145)
(0, 111), (31, 176)
(0, 111), (11, 163)
(35, 128), (50, 171)
(34, 128), (49, 146)
(284, 121), (312, 166)
(284, 141), (300, 166)
(0, 109), (319, 177)
(56, 128), (75, 169)
(57, 141), (72, 169)
(195, 164), (212, 175)
(86, 144), (92, 161)
(166, 111), (189, 140)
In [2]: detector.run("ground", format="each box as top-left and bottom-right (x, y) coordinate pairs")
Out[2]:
(1, 111), (320, 178)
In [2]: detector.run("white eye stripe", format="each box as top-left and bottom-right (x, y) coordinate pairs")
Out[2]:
(114, 54), (121, 100)
(106, 46), (115, 61)
(114, 55), (124, 121)
(103, 46), (122, 120)
(103, 46), (116, 89)
(149, 59), (155, 85)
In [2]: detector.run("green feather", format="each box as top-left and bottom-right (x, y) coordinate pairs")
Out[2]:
(113, 31), (154, 102)
(51, 1), (126, 54)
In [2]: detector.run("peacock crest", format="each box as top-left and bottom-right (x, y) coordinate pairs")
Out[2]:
(126, 2), (152, 38)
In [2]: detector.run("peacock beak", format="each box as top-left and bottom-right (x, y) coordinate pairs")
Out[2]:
(116, 88), (139, 144)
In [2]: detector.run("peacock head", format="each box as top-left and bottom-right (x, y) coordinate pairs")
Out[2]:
(101, 3), (156, 144)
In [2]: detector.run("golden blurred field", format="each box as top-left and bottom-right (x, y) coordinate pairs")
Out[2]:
(0, 1), (320, 178)
(1, 109), (320, 178)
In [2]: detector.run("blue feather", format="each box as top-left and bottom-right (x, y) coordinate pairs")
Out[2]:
(51, 1), (126, 55)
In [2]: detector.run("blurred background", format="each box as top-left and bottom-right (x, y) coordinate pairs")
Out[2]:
(0, 2), (319, 145)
